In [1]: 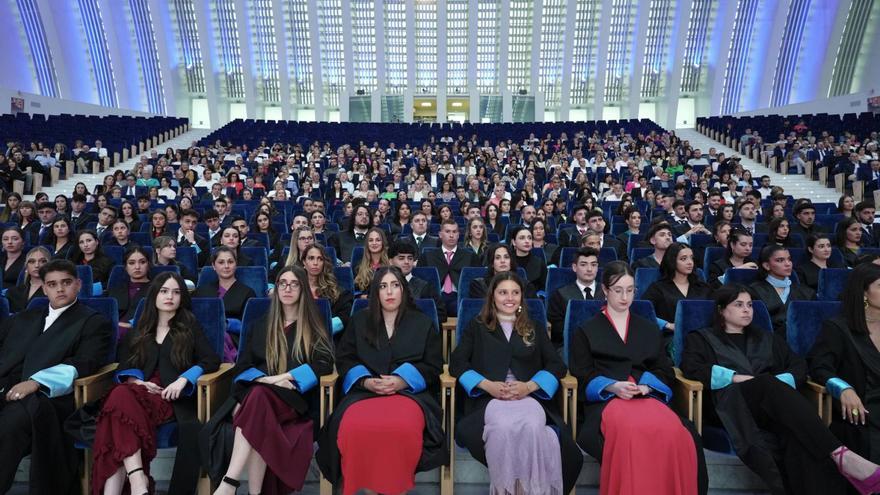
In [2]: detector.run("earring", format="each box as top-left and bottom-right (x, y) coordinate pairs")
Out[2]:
(517, 305), (523, 314)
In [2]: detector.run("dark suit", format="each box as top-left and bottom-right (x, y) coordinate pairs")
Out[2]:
(192, 280), (256, 320)
(67, 213), (94, 231)
(329, 230), (365, 263)
(408, 274), (447, 322)
(547, 281), (604, 346)
(560, 225), (591, 248)
(421, 247), (479, 317)
(400, 233), (441, 258)
(177, 231), (211, 267)
(0, 301), (113, 494)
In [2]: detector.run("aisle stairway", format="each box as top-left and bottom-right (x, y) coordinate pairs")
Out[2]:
(676, 128), (840, 203)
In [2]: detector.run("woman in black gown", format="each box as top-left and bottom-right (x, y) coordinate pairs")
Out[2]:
(642, 242), (713, 332)
(796, 234), (844, 292)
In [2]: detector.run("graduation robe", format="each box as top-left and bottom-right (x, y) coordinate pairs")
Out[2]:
(449, 319), (583, 494)
(107, 281), (148, 322)
(747, 279), (815, 337)
(316, 308), (447, 484)
(0, 301), (113, 495)
(192, 279), (257, 320)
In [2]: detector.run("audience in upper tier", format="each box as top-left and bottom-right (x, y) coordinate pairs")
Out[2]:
(3, 117), (880, 494)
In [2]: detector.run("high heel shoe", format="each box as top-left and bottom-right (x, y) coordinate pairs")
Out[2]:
(835, 446), (880, 495)
(125, 467), (149, 495)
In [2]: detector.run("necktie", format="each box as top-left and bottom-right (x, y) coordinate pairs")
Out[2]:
(415, 236), (423, 250)
(96, 226), (105, 237)
(442, 251), (455, 294)
(583, 286), (592, 300)
(355, 232), (365, 242)
(40, 224), (48, 238)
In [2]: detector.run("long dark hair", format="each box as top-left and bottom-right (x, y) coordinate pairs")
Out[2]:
(712, 284), (757, 334)
(725, 228), (752, 259)
(757, 244), (790, 279)
(835, 217), (860, 248)
(129, 272), (197, 369)
(485, 243), (515, 278)
(659, 242), (702, 284)
(841, 263), (880, 335)
(477, 271), (535, 346)
(767, 217), (790, 245)
(365, 266), (414, 347)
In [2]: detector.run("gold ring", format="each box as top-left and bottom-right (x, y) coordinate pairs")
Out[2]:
(852, 409), (860, 416)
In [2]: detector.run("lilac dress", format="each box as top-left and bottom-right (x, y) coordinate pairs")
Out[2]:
(482, 320), (564, 495)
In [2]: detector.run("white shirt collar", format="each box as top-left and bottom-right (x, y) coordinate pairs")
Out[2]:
(443, 246), (457, 256)
(44, 299), (77, 332)
(575, 279), (596, 296)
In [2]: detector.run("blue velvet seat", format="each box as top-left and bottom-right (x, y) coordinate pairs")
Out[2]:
(723, 268), (760, 286)
(176, 246), (199, 276)
(0, 295), (9, 321)
(239, 297), (271, 350)
(562, 300), (656, 366)
(786, 300), (842, 356)
(196, 266), (268, 297)
(333, 266), (355, 292)
(411, 266), (441, 293)
(545, 267), (577, 297)
(634, 268), (659, 299)
(350, 246), (365, 269)
(817, 268), (850, 301)
(458, 267), (487, 299)
(630, 247), (654, 264)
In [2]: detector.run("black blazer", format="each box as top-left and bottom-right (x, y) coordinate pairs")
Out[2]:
(748, 279), (815, 337)
(513, 252), (548, 294)
(177, 232), (211, 267)
(67, 213), (95, 231)
(0, 252), (25, 288)
(52, 242), (75, 260)
(795, 260), (845, 292)
(421, 247), (479, 292)
(192, 280), (256, 320)
(6, 283), (45, 314)
(78, 254), (115, 287)
(642, 278), (713, 323)
(547, 282), (604, 345)
(329, 230), (361, 263)
(399, 233), (441, 258)
(408, 274), (447, 322)
(107, 281), (149, 321)
(449, 318), (582, 493)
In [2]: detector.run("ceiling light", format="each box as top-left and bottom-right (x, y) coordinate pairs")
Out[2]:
(451, 102), (463, 107)
(420, 102), (432, 107)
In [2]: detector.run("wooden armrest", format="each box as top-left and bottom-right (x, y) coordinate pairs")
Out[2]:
(672, 368), (703, 434)
(197, 363), (234, 422)
(320, 371), (339, 388)
(673, 368), (703, 392)
(74, 363), (118, 407)
(439, 371), (456, 389)
(560, 373), (578, 438)
(320, 371), (338, 427)
(806, 380), (826, 395)
(439, 371), (456, 495)
(805, 380), (832, 426)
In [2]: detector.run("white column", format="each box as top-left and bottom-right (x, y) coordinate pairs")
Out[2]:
(499, 0), (512, 122)
(97, 0), (130, 110)
(271, 0), (291, 120)
(148, 0), (177, 116)
(234, 0), (256, 118)
(592, 0), (612, 119)
(467, 0), (479, 122)
(817, 1), (851, 98)
(307, 0), (323, 121)
(705, 0), (737, 116)
(628, 2), (649, 120)
(373, 0), (385, 122)
(437, 0), (448, 123)
(663, 0), (692, 129)
(558, 0), (577, 121)
(35, 0), (75, 100)
(755, 0), (791, 109)
(193, 0), (220, 127)
(405, 0), (415, 122)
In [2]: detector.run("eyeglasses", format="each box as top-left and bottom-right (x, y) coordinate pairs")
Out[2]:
(277, 280), (301, 291)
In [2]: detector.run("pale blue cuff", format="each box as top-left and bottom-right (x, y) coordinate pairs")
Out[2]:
(179, 365), (204, 396)
(114, 368), (144, 383)
(638, 371), (672, 403)
(30, 364), (78, 398)
(585, 375), (616, 402)
(458, 370), (486, 397)
(711, 365), (736, 390)
(676, 234), (690, 244)
(717, 274), (727, 285)
(392, 362), (426, 393)
(530, 370), (559, 400)
(92, 282), (103, 295)
(342, 364), (372, 394)
(774, 373), (796, 389)
(331, 317), (343, 335)
(826, 377), (853, 399)
(193, 244), (201, 254)
(656, 317), (669, 330)
(289, 363), (318, 393)
(234, 367), (266, 383)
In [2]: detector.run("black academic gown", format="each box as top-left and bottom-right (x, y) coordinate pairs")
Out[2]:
(0, 301), (113, 495)
(682, 326), (845, 495)
(568, 311), (708, 493)
(114, 322), (221, 494)
(642, 278), (713, 323)
(795, 260), (845, 292)
(316, 308), (447, 485)
(52, 242), (74, 260)
(201, 316), (334, 484)
(514, 252), (548, 294)
(5, 284), (45, 314)
(192, 280), (257, 320)
(809, 316), (880, 464)
(0, 252), (25, 288)
(748, 279), (815, 337)
(78, 254), (115, 288)
(449, 319), (583, 494)
(107, 281), (149, 322)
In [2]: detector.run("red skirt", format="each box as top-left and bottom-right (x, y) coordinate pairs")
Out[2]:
(91, 375), (174, 495)
(337, 395), (425, 495)
(232, 385), (314, 495)
(599, 397), (698, 495)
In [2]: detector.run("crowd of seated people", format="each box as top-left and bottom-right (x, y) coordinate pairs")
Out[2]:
(5, 121), (880, 494)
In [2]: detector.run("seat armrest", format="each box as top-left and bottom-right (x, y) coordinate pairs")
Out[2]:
(672, 368), (703, 434)
(197, 363), (234, 422)
(439, 371), (456, 495)
(560, 374), (578, 438)
(75, 363), (119, 407)
(805, 380), (832, 426)
(320, 371), (339, 427)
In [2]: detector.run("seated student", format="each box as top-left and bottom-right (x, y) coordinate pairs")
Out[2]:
(682, 285), (879, 494)
(217, 226), (253, 267)
(92, 272), (220, 495)
(398, 211), (440, 257)
(631, 222), (674, 270)
(354, 227), (390, 295)
(6, 246), (49, 313)
(569, 261), (707, 495)
(44, 217), (74, 260)
(0, 226), (26, 287)
(252, 211), (280, 254)
(616, 206), (644, 249)
(329, 203), (372, 264)
(71, 229), (115, 291)
(104, 219), (134, 250)
(275, 226), (315, 271)
(471, 243), (538, 300)
(316, 266), (446, 494)
(547, 247), (604, 347)
(149, 210), (168, 239)
(766, 217), (798, 248)
(388, 240), (447, 322)
(748, 245), (815, 337)
(208, 266), (334, 495)
(119, 200), (142, 233)
(642, 242), (713, 332)
(0, 259), (113, 494)
(193, 246), (257, 323)
(176, 209), (210, 267)
(463, 217), (489, 260)
(584, 210), (628, 261)
(421, 219), (479, 317)
(109, 247), (152, 336)
(301, 244), (354, 335)
(450, 271), (582, 494)
(530, 218), (560, 266)
(796, 234), (845, 291)
(809, 263), (880, 470)
(708, 229), (758, 286)
(836, 217), (864, 268)
(509, 225), (548, 296)
(152, 236), (197, 287)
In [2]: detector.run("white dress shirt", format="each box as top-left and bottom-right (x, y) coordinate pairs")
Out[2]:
(44, 300), (76, 332)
